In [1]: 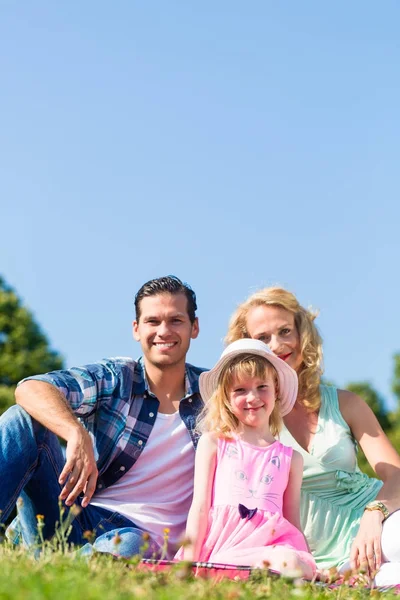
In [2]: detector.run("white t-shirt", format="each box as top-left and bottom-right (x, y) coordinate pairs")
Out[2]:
(91, 410), (195, 552)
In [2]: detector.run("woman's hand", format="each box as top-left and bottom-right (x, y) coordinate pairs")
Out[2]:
(349, 509), (384, 575)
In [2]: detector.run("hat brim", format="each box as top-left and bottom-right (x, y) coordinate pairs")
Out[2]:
(199, 345), (298, 417)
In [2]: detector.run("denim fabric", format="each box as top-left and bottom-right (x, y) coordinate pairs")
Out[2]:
(0, 405), (160, 557)
(78, 527), (162, 559)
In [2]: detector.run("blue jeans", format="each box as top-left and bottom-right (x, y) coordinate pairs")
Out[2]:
(0, 405), (161, 558)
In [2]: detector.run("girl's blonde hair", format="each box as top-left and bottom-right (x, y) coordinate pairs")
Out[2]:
(225, 287), (323, 412)
(197, 354), (282, 438)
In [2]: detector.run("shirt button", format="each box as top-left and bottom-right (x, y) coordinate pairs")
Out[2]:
(188, 398), (193, 403)
(97, 483), (103, 489)
(138, 440), (143, 445)
(149, 412), (154, 417)
(120, 466), (126, 472)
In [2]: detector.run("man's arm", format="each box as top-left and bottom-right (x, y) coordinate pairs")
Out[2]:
(16, 380), (98, 507)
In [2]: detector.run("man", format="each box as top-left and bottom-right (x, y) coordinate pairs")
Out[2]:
(0, 275), (206, 557)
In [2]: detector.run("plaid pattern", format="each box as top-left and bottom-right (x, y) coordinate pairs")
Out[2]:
(23, 357), (206, 490)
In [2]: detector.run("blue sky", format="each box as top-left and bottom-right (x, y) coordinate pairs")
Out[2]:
(1, 1), (399, 408)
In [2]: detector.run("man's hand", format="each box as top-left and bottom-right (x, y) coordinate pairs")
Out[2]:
(59, 429), (98, 508)
(15, 380), (99, 508)
(349, 510), (384, 576)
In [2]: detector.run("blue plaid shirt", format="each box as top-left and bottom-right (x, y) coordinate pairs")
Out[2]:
(25, 357), (207, 491)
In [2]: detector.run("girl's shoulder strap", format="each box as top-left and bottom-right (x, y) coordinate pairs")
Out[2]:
(216, 434), (236, 456)
(278, 441), (294, 459)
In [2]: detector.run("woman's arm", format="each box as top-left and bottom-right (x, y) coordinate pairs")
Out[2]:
(339, 389), (400, 573)
(183, 432), (217, 561)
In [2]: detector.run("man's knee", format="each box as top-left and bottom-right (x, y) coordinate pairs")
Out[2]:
(1, 404), (32, 426)
(0, 404), (53, 445)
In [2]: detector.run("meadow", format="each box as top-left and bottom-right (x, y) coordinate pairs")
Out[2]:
(0, 543), (397, 600)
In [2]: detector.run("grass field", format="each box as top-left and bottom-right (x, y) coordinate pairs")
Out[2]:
(0, 545), (397, 600)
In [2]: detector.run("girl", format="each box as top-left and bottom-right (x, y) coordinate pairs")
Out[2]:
(226, 286), (400, 586)
(176, 338), (316, 579)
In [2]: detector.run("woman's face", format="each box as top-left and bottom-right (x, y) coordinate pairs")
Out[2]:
(245, 304), (303, 372)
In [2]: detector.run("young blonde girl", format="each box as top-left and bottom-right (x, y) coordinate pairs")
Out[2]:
(176, 339), (316, 579)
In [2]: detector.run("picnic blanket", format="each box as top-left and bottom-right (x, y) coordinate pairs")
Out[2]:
(137, 559), (400, 593)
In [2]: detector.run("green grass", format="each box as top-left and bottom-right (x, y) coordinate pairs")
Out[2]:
(0, 546), (397, 600)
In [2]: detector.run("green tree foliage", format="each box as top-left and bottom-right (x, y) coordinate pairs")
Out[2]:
(391, 353), (400, 412)
(346, 381), (391, 431)
(0, 276), (63, 414)
(0, 385), (15, 414)
(388, 353), (400, 455)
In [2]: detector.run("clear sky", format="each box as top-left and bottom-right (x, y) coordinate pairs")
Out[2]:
(1, 1), (399, 408)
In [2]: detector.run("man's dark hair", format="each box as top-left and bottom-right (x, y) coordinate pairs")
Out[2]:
(135, 275), (198, 323)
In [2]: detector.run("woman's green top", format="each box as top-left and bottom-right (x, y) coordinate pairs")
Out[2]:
(280, 385), (382, 570)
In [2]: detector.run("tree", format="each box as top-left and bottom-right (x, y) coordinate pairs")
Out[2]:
(346, 381), (392, 432)
(388, 353), (400, 454)
(0, 276), (63, 414)
(0, 386), (15, 415)
(391, 353), (400, 409)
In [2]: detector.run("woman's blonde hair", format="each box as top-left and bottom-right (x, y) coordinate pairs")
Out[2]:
(225, 287), (323, 412)
(197, 354), (282, 438)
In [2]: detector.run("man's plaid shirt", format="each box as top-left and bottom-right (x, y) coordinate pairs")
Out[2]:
(24, 357), (207, 491)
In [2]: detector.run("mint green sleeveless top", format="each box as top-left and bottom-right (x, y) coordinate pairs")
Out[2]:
(279, 385), (382, 569)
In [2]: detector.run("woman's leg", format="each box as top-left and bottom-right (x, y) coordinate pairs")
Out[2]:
(340, 510), (400, 585)
(374, 510), (400, 586)
(381, 509), (400, 562)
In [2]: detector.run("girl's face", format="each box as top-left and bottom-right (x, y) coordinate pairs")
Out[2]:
(245, 305), (303, 372)
(228, 373), (276, 430)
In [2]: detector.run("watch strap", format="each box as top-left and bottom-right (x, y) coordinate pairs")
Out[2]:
(364, 500), (389, 520)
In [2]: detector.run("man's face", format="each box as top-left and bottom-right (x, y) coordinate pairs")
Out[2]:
(133, 293), (199, 369)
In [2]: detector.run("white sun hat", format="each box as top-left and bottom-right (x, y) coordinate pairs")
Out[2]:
(199, 338), (298, 416)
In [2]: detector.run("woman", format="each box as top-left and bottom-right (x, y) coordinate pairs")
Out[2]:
(226, 287), (400, 585)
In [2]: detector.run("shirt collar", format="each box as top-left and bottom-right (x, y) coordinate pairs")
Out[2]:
(132, 356), (201, 398)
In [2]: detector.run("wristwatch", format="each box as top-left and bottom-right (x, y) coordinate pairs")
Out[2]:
(364, 500), (389, 520)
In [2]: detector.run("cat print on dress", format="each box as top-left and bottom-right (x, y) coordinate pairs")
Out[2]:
(232, 468), (280, 509)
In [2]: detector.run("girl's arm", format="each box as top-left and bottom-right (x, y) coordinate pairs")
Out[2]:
(183, 432), (217, 561)
(339, 389), (400, 574)
(282, 450), (310, 549)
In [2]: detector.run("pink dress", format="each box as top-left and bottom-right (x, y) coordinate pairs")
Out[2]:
(178, 436), (316, 574)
